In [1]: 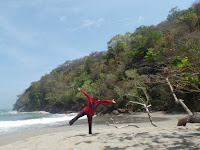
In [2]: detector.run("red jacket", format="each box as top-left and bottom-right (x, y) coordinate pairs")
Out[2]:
(81, 89), (113, 116)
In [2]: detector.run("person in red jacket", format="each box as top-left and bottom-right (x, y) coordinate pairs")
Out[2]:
(67, 88), (116, 134)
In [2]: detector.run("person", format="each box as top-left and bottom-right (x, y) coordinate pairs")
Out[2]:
(66, 88), (116, 134)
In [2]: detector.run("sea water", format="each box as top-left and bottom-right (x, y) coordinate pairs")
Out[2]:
(0, 109), (80, 135)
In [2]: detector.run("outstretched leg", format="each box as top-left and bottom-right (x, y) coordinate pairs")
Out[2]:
(87, 114), (93, 134)
(68, 110), (86, 125)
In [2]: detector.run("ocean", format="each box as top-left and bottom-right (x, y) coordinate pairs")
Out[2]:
(0, 109), (169, 136)
(0, 109), (81, 135)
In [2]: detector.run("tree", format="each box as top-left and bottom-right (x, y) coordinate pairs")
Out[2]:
(106, 34), (128, 61)
(194, 2), (200, 29)
(145, 30), (162, 48)
(170, 56), (200, 90)
(174, 8), (198, 32)
(84, 57), (95, 73)
(29, 82), (41, 106)
(125, 69), (157, 127)
(167, 7), (181, 21)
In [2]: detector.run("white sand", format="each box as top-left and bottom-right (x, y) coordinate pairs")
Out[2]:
(0, 112), (199, 150)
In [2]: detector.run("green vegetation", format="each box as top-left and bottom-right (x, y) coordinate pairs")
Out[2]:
(14, 3), (200, 113)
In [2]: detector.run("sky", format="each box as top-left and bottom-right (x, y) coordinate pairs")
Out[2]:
(0, 0), (196, 109)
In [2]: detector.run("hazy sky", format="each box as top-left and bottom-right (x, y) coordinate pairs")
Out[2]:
(0, 0), (195, 109)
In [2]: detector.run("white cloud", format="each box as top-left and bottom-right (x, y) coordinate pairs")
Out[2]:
(119, 17), (137, 26)
(117, 16), (144, 27)
(83, 18), (104, 27)
(59, 16), (67, 22)
(67, 17), (104, 32)
(137, 16), (144, 24)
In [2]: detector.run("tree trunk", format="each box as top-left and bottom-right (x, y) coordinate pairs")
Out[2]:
(178, 113), (200, 126)
(166, 78), (200, 126)
(166, 78), (193, 116)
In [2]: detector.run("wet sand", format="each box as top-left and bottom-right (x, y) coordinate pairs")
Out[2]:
(0, 112), (200, 150)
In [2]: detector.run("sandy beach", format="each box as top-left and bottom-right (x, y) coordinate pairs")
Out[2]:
(0, 112), (200, 150)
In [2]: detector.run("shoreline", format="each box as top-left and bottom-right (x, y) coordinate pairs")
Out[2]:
(0, 111), (200, 150)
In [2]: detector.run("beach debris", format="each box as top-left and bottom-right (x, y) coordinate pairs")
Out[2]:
(166, 77), (193, 116)
(106, 117), (139, 129)
(166, 77), (200, 126)
(129, 101), (157, 127)
(125, 77), (157, 127)
(191, 144), (200, 149)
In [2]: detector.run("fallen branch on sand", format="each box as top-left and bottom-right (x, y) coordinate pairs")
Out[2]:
(166, 77), (193, 116)
(166, 77), (200, 126)
(129, 101), (157, 127)
(191, 144), (200, 149)
(177, 112), (200, 126)
(106, 117), (139, 129)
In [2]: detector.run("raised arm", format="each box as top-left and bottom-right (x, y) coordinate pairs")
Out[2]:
(78, 88), (91, 99)
(99, 99), (116, 104)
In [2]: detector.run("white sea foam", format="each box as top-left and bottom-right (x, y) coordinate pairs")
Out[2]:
(0, 111), (87, 135)
(0, 113), (82, 128)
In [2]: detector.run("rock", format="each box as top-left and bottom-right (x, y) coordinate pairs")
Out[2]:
(112, 110), (119, 115)
(117, 108), (127, 113)
(65, 111), (74, 114)
(45, 101), (66, 114)
(177, 112), (200, 126)
(128, 110), (134, 114)
(96, 113), (102, 116)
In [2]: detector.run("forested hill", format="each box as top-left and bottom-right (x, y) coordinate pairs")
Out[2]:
(14, 3), (200, 114)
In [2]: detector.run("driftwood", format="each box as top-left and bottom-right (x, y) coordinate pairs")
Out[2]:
(125, 77), (158, 127)
(129, 101), (157, 127)
(166, 77), (200, 126)
(166, 78), (193, 116)
(177, 112), (200, 126)
(106, 117), (139, 129)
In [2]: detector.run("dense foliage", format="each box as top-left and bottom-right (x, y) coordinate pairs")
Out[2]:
(14, 3), (200, 114)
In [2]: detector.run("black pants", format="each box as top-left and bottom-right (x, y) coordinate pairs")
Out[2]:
(69, 110), (93, 134)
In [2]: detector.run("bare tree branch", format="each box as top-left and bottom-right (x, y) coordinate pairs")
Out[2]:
(129, 101), (157, 127)
(166, 77), (193, 116)
(136, 87), (150, 105)
(143, 104), (157, 127)
(106, 117), (139, 129)
(129, 101), (144, 106)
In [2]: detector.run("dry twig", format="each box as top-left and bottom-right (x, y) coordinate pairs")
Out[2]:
(106, 117), (139, 129)
(129, 101), (157, 127)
